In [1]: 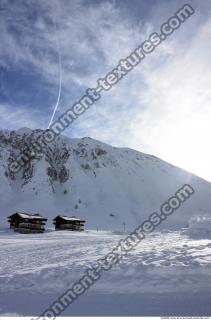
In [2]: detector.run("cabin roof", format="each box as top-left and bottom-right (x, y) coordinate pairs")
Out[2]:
(53, 215), (85, 222)
(8, 212), (47, 220)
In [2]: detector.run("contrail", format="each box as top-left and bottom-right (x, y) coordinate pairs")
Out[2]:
(48, 23), (62, 129)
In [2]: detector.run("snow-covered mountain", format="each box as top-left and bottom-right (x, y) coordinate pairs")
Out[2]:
(0, 128), (211, 230)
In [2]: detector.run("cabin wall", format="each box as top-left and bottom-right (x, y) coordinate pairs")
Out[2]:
(8, 215), (47, 233)
(54, 219), (85, 231)
(9, 216), (22, 229)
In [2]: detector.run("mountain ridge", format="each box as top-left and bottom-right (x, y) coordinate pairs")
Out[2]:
(0, 128), (211, 230)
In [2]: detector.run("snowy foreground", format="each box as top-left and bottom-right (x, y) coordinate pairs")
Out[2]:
(0, 228), (211, 316)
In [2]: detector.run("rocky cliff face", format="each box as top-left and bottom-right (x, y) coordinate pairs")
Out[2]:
(0, 128), (211, 230)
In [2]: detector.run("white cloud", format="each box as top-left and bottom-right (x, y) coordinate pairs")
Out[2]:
(124, 9), (211, 181)
(0, 103), (45, 130)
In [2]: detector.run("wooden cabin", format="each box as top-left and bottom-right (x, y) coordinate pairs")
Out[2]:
(8, 212), (47, 233)
(53, 215), (86, 231)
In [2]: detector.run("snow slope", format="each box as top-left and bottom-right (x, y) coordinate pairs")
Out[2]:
(0, 228), (211, 316)
(0, 128), (211, 230)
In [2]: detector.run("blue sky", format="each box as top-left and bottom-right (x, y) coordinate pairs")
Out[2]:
(0, 0), (211, 181)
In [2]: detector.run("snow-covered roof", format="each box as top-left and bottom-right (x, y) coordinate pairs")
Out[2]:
(9, 212), (46, 220)
(54, 215), (85, 222)
(18, 213), (42, 219)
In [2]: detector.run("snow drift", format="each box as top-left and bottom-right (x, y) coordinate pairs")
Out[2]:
(183, 215), (211, 239)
